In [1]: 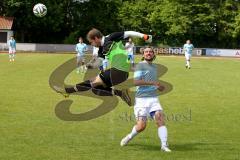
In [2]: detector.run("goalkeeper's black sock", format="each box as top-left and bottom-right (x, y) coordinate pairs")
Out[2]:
(65, 80), (92, 93)
(65, 81), (123, 97)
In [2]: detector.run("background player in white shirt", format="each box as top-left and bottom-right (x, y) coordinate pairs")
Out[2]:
(86, 46), (108, 71)
(92, 46), (99, 57)
(125, 37), (135, 68)
(93, 46), (108, 71)
(76, 37), (88, 73)
(183, 40), (194, 69)
(120, 47), (171, 152)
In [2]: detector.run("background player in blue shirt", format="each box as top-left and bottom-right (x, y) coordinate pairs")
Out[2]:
(183, 40), (194, 69)
(8, 36), (16, 62)
(76, 37), (88, 73)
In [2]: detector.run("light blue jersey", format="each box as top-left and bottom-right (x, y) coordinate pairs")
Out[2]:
(8, 39), (16, 49)
(183, 44), (194, 55)
(76, 43), (87, 56)
(134, 61), (158, 98)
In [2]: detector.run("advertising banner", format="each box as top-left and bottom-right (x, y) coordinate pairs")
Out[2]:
(206, 49), (240, 57)
(135, 46), (202, 56)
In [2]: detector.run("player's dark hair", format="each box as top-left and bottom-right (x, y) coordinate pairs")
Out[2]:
(87, 28), (103, 41)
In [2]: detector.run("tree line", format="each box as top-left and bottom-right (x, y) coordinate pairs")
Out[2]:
(1, 0), (240, 48)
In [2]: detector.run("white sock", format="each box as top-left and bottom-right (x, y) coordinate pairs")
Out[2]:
(186, 60), (190, 67)
(158, 126), (168, 147)
(128, 126), (138, 139)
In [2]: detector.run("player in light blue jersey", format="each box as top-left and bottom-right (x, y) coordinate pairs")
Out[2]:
(8, 36), (16, 62)
(120, 47), (171, 152)
(183, 40), (194, 69)
(76, 37), (88, 73)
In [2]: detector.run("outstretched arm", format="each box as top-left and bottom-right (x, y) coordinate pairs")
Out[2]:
(124, 31), (145, 39)
(124, 31), (152, 43)
(107, 31), (152, 43)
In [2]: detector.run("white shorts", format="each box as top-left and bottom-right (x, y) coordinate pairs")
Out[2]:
(77, 55), (85, 63)
(9, 48), (16, 54)
(134, 97), (163, 119)
(185, 54), (191, 60)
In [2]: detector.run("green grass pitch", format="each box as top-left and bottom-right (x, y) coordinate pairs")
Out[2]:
(0, 53), (239, 160)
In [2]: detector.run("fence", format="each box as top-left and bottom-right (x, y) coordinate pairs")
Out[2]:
(1, 43), (240, 57)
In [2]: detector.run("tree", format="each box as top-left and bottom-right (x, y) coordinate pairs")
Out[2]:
(118, 0), (155, 32)
(1, 0), (239, 47)
(217, 0), (240, 48)
(2, 0), (69, 43)
(64, 0), (122, 43)
(2, 0), (122, 43)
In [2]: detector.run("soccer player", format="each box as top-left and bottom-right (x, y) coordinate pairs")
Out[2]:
(120, 47), (171, 152)
(54, 28), (152, 106)
(87, 46), (100, 69)
(125, 37), (135, 68)
(8, 36), (16, 62)
(183, 40), (194, 69)
(76, 37), (88, 73)
(92, 46), (109, 71)
(86, 46), (106, 71)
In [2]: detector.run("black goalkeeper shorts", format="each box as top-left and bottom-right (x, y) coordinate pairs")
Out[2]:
(99, 68), (129, 87)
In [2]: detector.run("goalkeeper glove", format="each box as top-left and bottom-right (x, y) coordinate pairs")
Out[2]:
(143, 34), (152, 43)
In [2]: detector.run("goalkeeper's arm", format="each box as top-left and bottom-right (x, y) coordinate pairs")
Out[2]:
(124, 31), (152, 43)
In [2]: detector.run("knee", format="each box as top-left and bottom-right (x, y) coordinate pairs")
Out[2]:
(135, 121), (146, 132)
(155, 112), (165, 127)
(91, 76), (104, 87)
(137, 124), (146, 132)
